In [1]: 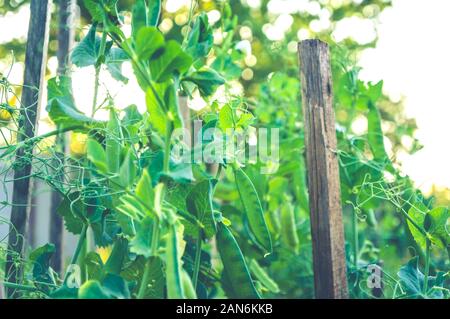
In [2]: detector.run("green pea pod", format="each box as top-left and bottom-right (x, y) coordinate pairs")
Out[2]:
(216, 222), (260, 299)
(165, 222), (185, 299)
(280, 202), (299, 253)
(249, 259), (280, 294)
(234, 168), (272, 254)
(106, 108), (122, 178)
(181, 269), (197, 299)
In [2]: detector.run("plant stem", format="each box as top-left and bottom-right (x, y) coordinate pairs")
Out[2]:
(92, 25), (108, 116)
(352, 208), (359, 268)
(192, 229), (202, 290)
(1, 282), (38, 292)
(63, 223), (88, 285)
(163, 120), (173, 174)
(423, 239), (431, 296)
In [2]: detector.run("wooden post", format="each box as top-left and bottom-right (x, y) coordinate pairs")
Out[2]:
(298, 40), (348, 299)
(49, 0), (76, 275)
(5, 0), (52, 298)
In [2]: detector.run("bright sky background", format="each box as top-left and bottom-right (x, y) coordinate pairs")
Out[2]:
(0, 0), (449, 192)
(356, 0), (450, 192)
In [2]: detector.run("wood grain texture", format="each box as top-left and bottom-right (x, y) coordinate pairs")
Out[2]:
(298, 39), (348, 299)
(5, 0), (52, 298)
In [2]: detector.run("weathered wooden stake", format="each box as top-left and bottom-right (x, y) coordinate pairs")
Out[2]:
(49, 0), (76, 275)
(298, 40), (348, 299)
(5, 0), (52, 298)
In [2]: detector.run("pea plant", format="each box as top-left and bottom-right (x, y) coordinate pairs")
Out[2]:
(0, 0), (448, 300)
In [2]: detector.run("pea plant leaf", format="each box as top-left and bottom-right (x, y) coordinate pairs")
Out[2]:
(105, 47), (129, 83)
(182, 68), (225, 97)
(83, 0), (118, 22)
(71, 23), (98, 67)
(132, 0), (161, 37)
(46, 76), (97, 129)
(424, 207), (449, 249)
(135, 26), (164, 60)
(57, 192), (85, 235)
(398, 256), (445, 299)
(186, 12), (213, 61)
(130, 216), (154, 258)
(149, 40), (192, 82)
(367, 101), (393, 172)
(131, 0), (149, 38)
(71, 24), (128, 83)
(29, 244), (56, 293)
(186, 179), (217, 239)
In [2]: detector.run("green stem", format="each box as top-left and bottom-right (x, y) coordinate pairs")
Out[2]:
(63, 223), (88, 285)
(92, 25), (108, 116)
(163, 120), (173, 174)
(192, 229), (202, 290)
(1, 282), (38, 292)
(352, 208), (359, 268)
(423, 239), (431, 296)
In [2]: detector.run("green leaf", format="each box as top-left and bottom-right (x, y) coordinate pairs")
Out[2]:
(102, 273), (131, 299)
(367, 101), (393, 172)
(135, 26), (164, 60)
(130, 216), (154, 258)
(104, 237), (129, 275)
(57, 192), (85, 234)
(71, 23), (98, 67)
(106, 47), (129, 83)
(29, 244), (56, 293)
(136, 169), (154, 208)
(186, 13), (213, 60)
(424, 207), (449, 249)
(150, 40), (192, 82)
(218, 104), (235, 133)
(367, 80), (383, 102)
(46, 76), (96, 129)
(87, 138), (108, 173)
(398, 257), (445, 298)
(183, 68), (225, 97)
(132, 0), (148, 38)
(84, 252), (104, 281)
(145, 82), (168, 136)
(78, 280), (111, 299)
(83, 0), (104, 22)
(186, 179), (216, 238)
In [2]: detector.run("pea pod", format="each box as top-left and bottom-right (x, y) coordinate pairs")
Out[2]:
(106, 108), (122, 178)
(233, 168), (272, 254)
(165, 221), (185, 299)
(249, 259), (280, 294)
(280, 201), (299, 253)
(216, 222), (260, 299)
